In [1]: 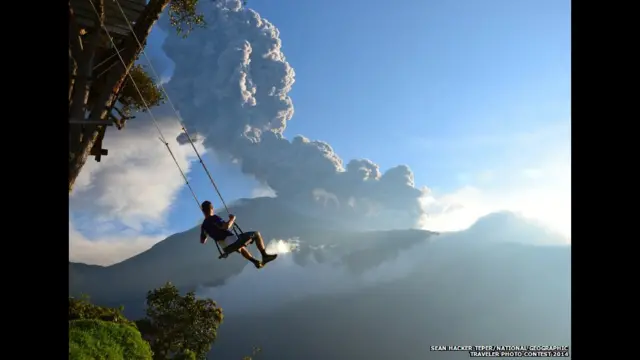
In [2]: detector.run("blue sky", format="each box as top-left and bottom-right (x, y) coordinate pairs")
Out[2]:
(69, 0), (571, 265)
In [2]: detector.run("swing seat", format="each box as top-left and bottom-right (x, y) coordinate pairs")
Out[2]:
(218, 234), (255, 259)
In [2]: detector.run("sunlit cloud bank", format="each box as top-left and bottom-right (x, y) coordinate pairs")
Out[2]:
(69, 107), (206, 265)
(419, 153), (570, 241)
(197, 237), (430, 315)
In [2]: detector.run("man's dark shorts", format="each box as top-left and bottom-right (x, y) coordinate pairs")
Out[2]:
(221, 231), (261, 253)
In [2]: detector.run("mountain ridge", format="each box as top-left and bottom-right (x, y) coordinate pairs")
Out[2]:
(70, 208), (566, 304)
(69, 208), (571, 360)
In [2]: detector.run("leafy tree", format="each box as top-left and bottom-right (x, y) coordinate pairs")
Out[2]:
(68, 0), (211, 192)
(174, 349), (197, 360)
(169, 0), (207, 37)
(136, 282), (224, 360)
(68, 292), (258, 359)
(119, 64), (166, 116)
(69, 296), (152, 359)
(69, 295), (136, 327)
(69, 319), (153, 360)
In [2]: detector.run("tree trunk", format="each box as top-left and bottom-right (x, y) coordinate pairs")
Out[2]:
(68, 0), (171, 193)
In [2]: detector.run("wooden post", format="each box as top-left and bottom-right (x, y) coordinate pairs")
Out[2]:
(90, 126), (109, 162)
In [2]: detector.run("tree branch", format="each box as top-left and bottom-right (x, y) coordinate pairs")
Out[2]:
(109, 106), (136, 129)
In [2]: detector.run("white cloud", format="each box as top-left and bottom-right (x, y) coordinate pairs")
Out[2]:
(419, 153), (571, 241)
(251, 184), (277, 198)
(196, 238), (423, 315)
(416, 118), (571, 241)
(69, 108), (205, 265)
(419, 186), (488, 232)
(69, 221), (167, 266)
(522, 168), (544, 179)
(71, 115), (204, 229)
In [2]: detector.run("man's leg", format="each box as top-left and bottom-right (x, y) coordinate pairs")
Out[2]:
(247, 231), (277, 263)
(238, 246), (263, 269)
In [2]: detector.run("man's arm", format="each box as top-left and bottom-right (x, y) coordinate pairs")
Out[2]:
(200, 227), (207, 244)
(215, 214), (236, 230)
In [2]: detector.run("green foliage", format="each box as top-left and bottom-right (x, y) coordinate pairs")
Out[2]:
(169, 0), (206, 37)
(69, 319), (153, 360)
(69, 296), (136, 328)
(136, 282), (224, 360)
(174, 349), (197, 360)
(119, 64), (165, 115)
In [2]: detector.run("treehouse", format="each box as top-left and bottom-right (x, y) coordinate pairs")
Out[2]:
(69, 0), (146, 162)
(70, 0), (146, 38)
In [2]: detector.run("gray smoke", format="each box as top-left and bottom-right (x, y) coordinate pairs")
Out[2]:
(197, 237), (429, 315)
(197, 213), (570, 316)
(161, 0), (424, 228)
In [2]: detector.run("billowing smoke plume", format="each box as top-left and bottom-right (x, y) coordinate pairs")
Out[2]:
(161, 0), (424, 228)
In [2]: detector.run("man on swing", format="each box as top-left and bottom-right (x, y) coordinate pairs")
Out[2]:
(199, 201), (277, 269)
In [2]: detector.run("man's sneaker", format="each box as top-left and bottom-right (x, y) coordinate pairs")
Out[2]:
(261, 253), (278, 265)
(252, 260), (264, 269)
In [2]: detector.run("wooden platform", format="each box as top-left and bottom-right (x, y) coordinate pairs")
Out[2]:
(69, 0), (147, 163)
(70, 0), (146, 37)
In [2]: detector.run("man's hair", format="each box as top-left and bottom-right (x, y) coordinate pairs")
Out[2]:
(201, 201), (213, 214)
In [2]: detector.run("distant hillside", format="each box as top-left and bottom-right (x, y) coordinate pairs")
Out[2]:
(69, 227), (438, 306)
(69, 197), (328, 301)
(210, 241), (570, 360)
(69, 196), (440, 303)
(70, 208), (571, 360)
(461, 211), (568, 245)
(69, 208), (567, 305)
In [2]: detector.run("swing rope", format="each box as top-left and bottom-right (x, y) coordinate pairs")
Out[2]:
(85, 0), (242, 258)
